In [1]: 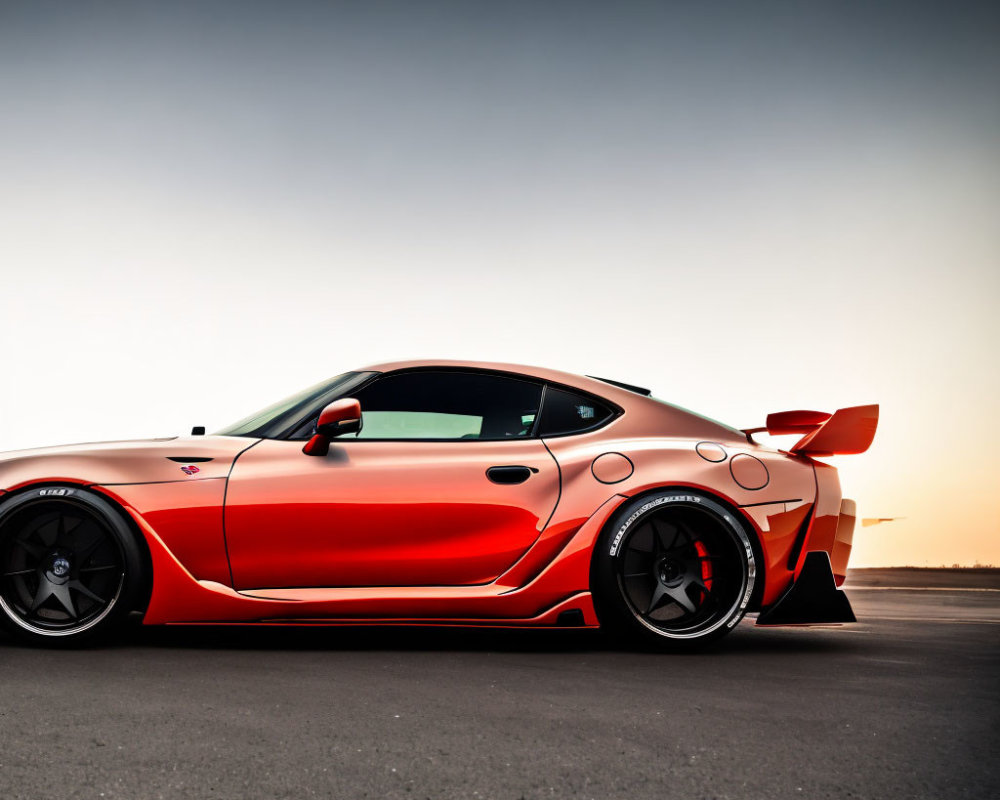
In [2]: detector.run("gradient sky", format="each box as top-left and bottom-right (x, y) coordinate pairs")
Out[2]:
(1, 1), (997, 566)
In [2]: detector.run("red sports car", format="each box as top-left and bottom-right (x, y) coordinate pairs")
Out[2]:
(0, 361), (878, 648)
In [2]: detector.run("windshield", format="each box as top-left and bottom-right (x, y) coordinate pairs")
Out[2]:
(216, 372), (370, 438)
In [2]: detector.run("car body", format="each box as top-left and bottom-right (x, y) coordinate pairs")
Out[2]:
(0, 360), (878, 646)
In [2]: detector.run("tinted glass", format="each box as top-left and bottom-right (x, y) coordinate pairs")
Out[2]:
(537, 386), (614, 436)
(217, 372), (369, 437)
(351, 371), (542, 440)
(360, 411), (483, 439)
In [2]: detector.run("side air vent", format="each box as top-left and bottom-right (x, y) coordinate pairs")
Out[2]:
(556, 609), (586, 627)
(166, 457), (214, 463)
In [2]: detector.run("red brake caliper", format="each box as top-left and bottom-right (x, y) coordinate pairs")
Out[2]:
(694, 540), (713, 605)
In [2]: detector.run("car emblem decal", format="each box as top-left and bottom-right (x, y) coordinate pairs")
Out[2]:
(180, 465), (200, 475)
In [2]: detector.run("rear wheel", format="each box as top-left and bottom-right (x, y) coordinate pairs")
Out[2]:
(592, 490), (755, 649)
(0, 486), (144, 646)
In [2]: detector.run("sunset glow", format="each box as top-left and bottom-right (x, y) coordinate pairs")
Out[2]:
(0, 3), (996, 566)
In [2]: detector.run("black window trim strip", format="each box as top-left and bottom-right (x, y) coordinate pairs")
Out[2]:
(267, 365), (624, 443)
(535, 384), (621, 438)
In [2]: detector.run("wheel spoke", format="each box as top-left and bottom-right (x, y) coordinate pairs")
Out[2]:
(689, 576), (720, 605)
(650, 517), (679, 553)
(27, 577), (79, 618)
(630, 522), (657, 554)
(74, 533), (107, 566)
(49, 582), (78, 618)
(36, 518), (59, 547)
(79, 564), (118, 573)
(682, 555), (704, 574)
(3, 568), (36, 577)
(645, 582), (668, 615)
(55, 514), (68, 547)
(29, 580), (54, 612)
(69, 580), (105, 605)
(56, 514), (84, 548)
(666, 522), (681, 550)
(664, 531), (694, 556)
(662, 583), (697, 615)
(648, 518), (663, 554)
(14, 538), (44, 559)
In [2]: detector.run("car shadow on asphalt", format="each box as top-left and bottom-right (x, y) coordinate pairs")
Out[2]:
(60, 615), (863, 655)
(0, 612), (865, 655)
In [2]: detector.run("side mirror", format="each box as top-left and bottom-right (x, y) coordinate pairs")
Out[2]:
(303, 398), (362, 456)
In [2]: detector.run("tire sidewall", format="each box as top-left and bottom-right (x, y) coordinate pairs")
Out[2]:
(592, 489), (756, 648)
(0, 485), (143, 646)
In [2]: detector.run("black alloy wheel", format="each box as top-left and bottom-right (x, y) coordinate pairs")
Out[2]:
(0, 487), (144, 645)
(592, 490), (755, 649)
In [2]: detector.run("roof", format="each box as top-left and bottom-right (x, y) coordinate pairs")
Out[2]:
(356, 359), (637, 401)
(354, 359), (744, 442)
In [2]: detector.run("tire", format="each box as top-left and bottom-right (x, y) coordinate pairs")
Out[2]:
(0, 485), (145, 647)
(591, 489), (756, 650)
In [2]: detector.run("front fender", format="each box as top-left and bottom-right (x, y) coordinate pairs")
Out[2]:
(95, 480), (232, 586)
(0, 436), (252, 490)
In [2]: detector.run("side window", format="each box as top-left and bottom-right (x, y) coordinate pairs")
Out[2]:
(537, 386), (614, 436)
(350, 371), (543, 440)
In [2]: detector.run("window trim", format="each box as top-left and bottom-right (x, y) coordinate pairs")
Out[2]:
(273, 366), (623, 443)
(280, 367), (543, 443)
(534, 383), (621, 438)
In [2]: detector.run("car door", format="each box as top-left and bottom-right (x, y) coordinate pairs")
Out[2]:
(223, 370), (560, 590)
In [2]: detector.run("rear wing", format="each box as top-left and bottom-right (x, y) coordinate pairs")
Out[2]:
(743, 404), (879, 456)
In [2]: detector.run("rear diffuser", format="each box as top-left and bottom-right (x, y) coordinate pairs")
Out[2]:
(756, 551), (856, 625)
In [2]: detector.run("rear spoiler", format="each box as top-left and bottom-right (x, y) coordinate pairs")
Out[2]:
(743, 404), (879, 456)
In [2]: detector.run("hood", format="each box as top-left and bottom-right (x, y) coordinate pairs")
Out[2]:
(0, 435), (258, 491)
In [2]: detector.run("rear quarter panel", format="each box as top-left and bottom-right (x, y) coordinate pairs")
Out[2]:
(544, 425), (817, 606)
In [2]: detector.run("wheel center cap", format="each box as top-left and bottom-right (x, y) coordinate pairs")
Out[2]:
(51, 556), (71, 578)
(657, 558), (684, 587)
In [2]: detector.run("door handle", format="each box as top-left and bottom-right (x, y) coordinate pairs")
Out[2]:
(486, 465), (536, 485)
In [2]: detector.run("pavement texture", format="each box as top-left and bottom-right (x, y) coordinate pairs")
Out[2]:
(1, 570), (997, 800)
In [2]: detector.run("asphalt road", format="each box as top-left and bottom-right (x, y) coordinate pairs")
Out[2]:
(1, 572), (997, 800)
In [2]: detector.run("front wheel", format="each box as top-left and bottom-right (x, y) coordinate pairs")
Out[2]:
(0, 486), (145, 646)
(591, 490), (756, 650)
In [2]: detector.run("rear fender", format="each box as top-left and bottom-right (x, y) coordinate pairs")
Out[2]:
(543, 433), (819, 607)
